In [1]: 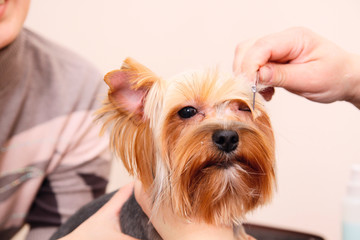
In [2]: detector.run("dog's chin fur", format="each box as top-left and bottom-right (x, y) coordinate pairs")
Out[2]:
(97, 58), (276, 234)
(169, 121), (275, 226)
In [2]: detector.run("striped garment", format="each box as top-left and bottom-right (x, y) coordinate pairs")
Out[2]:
(0, 28), (111, 239)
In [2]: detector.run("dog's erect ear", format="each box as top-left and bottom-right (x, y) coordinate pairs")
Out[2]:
(104, 58), (159, 117)
(99, 58), (158, 190)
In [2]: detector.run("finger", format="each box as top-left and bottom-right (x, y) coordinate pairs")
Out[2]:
(101, 182), (135, 215)
(237, 27), (316, 81)
(133, 180), (152, 217)
(233, 38), (259, 75)
(260, 61), (320, 94)
(246, 235), (257, 240)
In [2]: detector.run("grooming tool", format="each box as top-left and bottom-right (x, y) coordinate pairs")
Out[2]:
(251, 71), (259, 110)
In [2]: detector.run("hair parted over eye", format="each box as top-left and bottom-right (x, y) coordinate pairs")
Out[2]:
(178, 106), (198, 118)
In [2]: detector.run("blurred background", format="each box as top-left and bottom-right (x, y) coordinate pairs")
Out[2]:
(18, 0), (360, 239)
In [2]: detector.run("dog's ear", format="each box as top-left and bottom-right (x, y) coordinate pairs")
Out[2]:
(104, 57), (159, 118)
(99, 58), (158, 190)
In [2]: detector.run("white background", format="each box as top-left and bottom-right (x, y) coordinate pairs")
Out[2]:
(23, 1), (360, 239)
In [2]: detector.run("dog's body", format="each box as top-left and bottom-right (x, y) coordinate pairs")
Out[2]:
(51, 58), (276, 240)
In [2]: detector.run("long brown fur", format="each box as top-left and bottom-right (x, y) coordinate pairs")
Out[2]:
(97, 58), (276, 234)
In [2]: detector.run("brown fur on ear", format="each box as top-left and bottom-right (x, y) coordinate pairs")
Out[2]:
(104, 58), (159, 120)
(106, 58), (157, 91)
(97, 58), (159, 189)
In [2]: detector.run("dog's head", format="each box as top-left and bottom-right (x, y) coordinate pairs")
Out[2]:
(98, 58), (276, 226)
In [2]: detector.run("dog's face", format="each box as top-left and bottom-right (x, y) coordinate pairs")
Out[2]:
(98, 58), (276, 227)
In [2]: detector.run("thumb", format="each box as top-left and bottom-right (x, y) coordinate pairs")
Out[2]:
(100, 182), (134, 215)
(259, 62), (314, 93)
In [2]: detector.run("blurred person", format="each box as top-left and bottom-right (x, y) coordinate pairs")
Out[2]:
(0, 0), (112, 239)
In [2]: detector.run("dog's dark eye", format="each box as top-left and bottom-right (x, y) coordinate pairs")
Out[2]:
(238, 103), (251, 112)
(178, 106), (197, 118)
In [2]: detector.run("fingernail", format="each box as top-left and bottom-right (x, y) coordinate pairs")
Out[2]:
(260, 66), (272, 84)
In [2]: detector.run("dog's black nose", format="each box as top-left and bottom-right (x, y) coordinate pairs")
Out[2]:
(212, 130), (239, 153)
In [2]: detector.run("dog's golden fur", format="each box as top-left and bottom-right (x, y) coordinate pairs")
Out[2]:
(97, 58), (276, 231)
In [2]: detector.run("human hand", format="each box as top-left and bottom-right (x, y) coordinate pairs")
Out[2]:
(134, 181), (254, 240)
(233, 27), (360, 108)
(59, 182), (138, 240)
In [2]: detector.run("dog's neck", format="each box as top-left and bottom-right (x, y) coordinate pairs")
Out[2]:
(133, 180), (246, 240)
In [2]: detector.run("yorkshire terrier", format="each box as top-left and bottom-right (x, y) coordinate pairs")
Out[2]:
(50, 58), (276, 240)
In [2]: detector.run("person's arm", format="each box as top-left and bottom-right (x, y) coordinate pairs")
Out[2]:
(233, 27), (360, 109)
(134, 181), (255, 240)
(59, 183), (138, 240)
